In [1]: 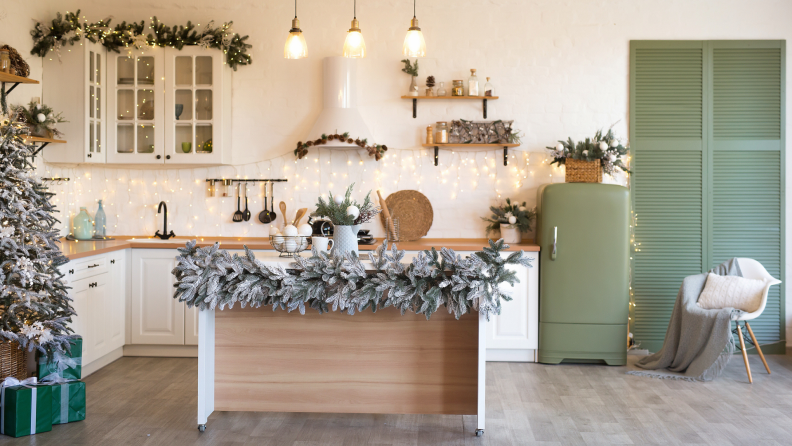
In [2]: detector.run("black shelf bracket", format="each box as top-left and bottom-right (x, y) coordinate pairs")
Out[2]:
(31, 142), (50, 157)
(434, 146), (439, 166)
(483, 99), (488, 119)
(412, 98), (417, 118)
(5, 82), (21, 95)
(503, 146), (508, 166)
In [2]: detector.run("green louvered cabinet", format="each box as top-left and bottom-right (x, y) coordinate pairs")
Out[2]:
(630, 40), (786, 354)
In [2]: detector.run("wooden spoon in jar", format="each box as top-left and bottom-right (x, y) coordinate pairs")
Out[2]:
(279, 201), (287, 227)
(292, 208), (308, 226)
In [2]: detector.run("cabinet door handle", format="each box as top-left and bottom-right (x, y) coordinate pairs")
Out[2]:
(156, 155), (162, 159)
(68, 269), (74, 274)
(89, 282), (97, 288)
(87, 153), (92, 158)
(166, 155), (171, 160)
(551, 226), (557, 261)
(110, 259), (115, 264)
(87, 264), (100, 268)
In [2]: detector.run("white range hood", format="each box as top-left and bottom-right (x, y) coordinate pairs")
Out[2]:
(305, 57), (374, 147)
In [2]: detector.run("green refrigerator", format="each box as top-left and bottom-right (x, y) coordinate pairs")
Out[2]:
(536, 183), (630, 365)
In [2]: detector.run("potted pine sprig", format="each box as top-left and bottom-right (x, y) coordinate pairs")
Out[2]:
(11, 100), (67, 139)
(482, 198), (536, 244)
(547, 127), (631, 182)
(314, 183), (380, 258)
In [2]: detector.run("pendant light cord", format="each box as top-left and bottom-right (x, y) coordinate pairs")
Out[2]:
(354, 0), (357, 19)
(413, 0), (416, 18)
(294, 0), (297, 19)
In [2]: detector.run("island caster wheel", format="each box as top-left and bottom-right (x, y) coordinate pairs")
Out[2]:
(475, 429), (484, 437)
(198, 424), (206, 432)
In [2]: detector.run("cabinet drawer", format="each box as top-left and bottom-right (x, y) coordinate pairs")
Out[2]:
(64, 255), (109, 282)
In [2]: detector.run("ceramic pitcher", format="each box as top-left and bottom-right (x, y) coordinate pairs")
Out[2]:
(332, 224), (360, 258)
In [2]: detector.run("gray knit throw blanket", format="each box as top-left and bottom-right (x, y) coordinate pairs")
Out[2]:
(629, 258), (742, 381)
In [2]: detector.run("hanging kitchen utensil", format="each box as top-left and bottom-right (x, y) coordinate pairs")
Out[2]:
(259, 181), (272, 223)
(269, 181), (278, 222)
(292, 208), (308, 226)
(279, 201), (287, 227)
(242, 183), (252, 221)
(232, 183), (244, 222)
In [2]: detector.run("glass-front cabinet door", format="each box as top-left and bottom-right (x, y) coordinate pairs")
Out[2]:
(165, 47), (224, 164)
(107, 49), (165, 164)
(85, 41), (106, 163)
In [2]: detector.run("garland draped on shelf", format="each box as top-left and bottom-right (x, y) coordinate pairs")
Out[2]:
(30, 10), (252, 70)
(172, 239), (532, 320)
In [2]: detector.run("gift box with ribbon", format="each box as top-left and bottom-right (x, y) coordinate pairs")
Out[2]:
(37, 337), (82, 381)
(43, 376), (86, 425)
(0, 377), (53, 437)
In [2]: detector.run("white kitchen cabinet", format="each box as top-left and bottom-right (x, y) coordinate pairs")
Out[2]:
(107, 250), (126, 352)
(42, 40), (106, 164)
(107, 48), (165, 164)
(452, 251), (539, 362)
(131, 249), (183, 344)
(59, 250), (127, 373)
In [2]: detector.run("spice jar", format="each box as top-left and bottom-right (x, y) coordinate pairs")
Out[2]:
(221, 179), (233, 197)
(426, 126), (434, 144)
(435, 122), (448, 144)
(207, 179), (217, 197)
(0, 50), (11, 74)
(451, 80), (464, 96)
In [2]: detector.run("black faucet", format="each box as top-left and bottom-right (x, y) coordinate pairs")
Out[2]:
(154, 201), (176, 240)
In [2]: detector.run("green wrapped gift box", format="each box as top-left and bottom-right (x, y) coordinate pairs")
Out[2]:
(38, 337), (82, 381)
(50, 381), (86, 425)
(1, 382), (53, 437)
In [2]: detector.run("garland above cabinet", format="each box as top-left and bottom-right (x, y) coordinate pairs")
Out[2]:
(42, 45), (231, 166)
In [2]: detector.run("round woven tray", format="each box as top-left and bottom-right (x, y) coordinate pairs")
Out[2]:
(379, 190), (433, 241)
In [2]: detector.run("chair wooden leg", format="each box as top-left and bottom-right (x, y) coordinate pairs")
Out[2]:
(736, 322), (753, 383)
(745, 322), (771, 375)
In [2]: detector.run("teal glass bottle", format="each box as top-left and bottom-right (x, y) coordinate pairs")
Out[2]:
(94, 200), (107, 238)
(73, 208), (93, 240)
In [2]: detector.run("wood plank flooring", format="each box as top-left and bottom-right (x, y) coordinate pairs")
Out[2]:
(6, 352), (792, 445)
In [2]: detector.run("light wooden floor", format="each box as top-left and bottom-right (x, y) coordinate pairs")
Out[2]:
(7, 353), (792, 445)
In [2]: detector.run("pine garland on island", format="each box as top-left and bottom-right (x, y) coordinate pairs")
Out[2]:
(172, 239), (532, 320)
(0, 114), (76, 360)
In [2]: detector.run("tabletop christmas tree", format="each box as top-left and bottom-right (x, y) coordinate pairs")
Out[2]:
(0, 112), (76, 366)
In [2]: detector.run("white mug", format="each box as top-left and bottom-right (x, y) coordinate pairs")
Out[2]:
(312, 236), (334, 253)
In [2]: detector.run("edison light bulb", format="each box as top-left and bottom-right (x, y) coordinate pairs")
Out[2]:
(284, 18), (307, 59)
(343, 19), (366, 58)
(402, 18), (426, 57)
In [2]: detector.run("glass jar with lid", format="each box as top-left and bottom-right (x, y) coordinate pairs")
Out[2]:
(435, 122), (449, 143)
(451, 80), (464, 96)
(0, 50), (11, 74)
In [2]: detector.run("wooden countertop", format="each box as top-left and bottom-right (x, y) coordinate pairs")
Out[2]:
(59, 237), (539, 260)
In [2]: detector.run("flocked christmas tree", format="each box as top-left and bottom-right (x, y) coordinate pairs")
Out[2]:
(0, 111), (75, 361)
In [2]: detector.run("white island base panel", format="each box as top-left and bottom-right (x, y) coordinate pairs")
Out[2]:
(197, 307), (487, 436)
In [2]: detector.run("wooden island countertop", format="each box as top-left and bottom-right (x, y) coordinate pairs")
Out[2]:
(59, 237), (539, 260)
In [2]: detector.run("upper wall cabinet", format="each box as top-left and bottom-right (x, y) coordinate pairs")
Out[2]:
(43, 41), (107, 164)
(43, 46), (231, 166)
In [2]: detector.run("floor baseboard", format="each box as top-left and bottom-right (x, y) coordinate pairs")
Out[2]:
(123, 344), (198, 357)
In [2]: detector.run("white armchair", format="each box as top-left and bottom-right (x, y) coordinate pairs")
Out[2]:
(733, 258), (782, 383)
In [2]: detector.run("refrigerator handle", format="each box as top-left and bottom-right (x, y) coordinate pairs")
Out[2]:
(551, 226), (557, 260)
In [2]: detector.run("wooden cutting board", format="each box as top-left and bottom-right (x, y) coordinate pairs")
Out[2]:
(379, 190), (433, 241)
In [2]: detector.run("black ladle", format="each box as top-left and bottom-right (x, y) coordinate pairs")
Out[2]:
(268, 181), (277, 222)
(242, 183), (251, 221)
(259, 181), (272, 223)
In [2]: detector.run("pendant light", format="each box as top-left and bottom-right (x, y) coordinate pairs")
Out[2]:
(342, 0), (366, 58)
(402, 0), (426, 57)
(284, 0), (307, 59)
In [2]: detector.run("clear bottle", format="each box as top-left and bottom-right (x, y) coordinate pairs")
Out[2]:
(437, 81), (447, 97)
(484, 77), (494, 97)
(467, 69), (479, 96)
(73, 207), (93, 240)
(0, 50), (10, 74)
(435, 122), (448, 143)
(93, 200), (107, 238)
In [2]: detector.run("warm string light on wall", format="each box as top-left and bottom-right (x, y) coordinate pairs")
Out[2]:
(284, 0), (307, 59)
(342, 0), (366, 58)
(403, 0), (426, 57)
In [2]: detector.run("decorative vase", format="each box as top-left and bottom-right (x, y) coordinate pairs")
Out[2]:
(437, 82), (447, 96)
(499, 224), (522, 244)
(425, 87), (434, 96)
(73, 207), (93, 240)
(332, 224), (360, 258)
(408, 76), (418, 97)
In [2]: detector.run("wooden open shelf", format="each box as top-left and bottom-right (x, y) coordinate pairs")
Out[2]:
(423, 143), (520, 167)
(401, 95), (499, 100)
(403, 95), (498, 119)
(24, 136), (67, 156)
(0, 72), (39, 84)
